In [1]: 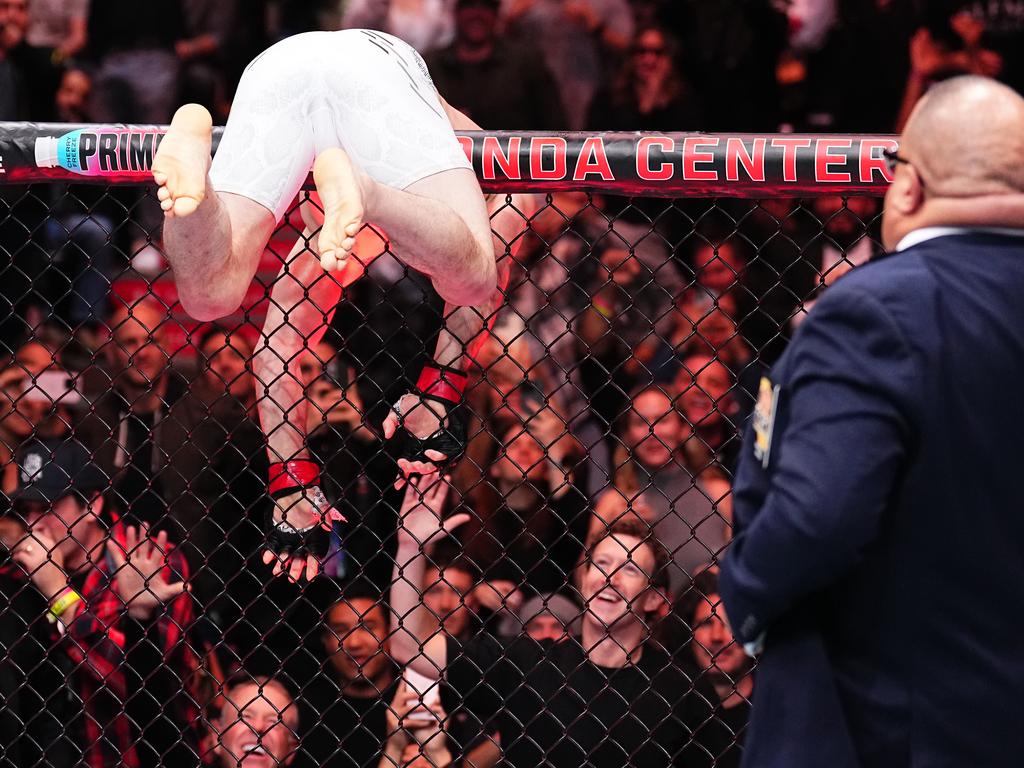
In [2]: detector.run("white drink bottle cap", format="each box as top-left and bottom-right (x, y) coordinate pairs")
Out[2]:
(34, 137), (60, 169)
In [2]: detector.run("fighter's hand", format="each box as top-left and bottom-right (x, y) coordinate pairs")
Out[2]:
(262, 486), (344, 583)
(384, 393), (445, 485)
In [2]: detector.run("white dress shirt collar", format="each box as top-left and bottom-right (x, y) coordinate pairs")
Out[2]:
(896, 226), (1024, 252)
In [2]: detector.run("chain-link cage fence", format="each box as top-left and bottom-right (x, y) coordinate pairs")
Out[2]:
(0, 127), (892, 768)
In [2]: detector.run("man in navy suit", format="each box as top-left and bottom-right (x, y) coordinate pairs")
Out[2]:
(720, 75), (1024, 768)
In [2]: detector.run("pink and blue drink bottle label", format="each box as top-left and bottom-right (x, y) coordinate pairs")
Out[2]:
(35, 128), (165, 176)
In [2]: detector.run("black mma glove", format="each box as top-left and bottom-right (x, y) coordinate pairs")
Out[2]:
(265, 459), (341, 559)
(391, 363), (469, 468)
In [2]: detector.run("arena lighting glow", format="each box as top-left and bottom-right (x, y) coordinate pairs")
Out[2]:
(2, 124), (897, 196)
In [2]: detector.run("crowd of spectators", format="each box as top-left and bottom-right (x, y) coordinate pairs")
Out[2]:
(0, 0), (1022, 766)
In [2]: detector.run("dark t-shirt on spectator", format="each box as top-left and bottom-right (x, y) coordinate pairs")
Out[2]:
(466, 470), (590, 596)
(586, 88), (704, 133)
(299, 674), (399, 768)
(0, 59), (27, 120)
(0, 572), (70, 768)
(88, 0), (185, 56)
(6, 43), (59, 121)
(122, 613), (201, 767)
(700, 698), (749, 768)
(427, 40), (567, 129)
(446, 634), (718, 767)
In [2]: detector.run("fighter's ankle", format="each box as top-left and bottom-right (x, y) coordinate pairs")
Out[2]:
(357, 170), (377, 214)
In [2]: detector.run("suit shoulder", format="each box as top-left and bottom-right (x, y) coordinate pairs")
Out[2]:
(823, 250), (935, 310)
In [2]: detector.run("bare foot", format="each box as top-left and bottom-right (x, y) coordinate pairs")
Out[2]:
(153, 104), (213, 218)
(312, 148), (368, 272)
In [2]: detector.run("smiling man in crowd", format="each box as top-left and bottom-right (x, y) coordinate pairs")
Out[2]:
(299, 584), (400, 768)
(210, 672), (300, 768)
(389, 474), (720, 766)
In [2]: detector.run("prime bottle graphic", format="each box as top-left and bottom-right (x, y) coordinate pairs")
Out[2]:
(34, 128), (165, 176)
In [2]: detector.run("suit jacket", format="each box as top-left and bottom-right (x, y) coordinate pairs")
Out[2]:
(720, 230), (1024, 768)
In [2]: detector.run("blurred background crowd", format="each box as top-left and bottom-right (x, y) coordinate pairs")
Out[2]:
(0, 0), (1022, 766)
(5, 0), (1023, 132)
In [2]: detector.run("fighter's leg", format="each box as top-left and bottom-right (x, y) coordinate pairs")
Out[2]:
(155, 33), (327, 320)
(153, 106), (279, 321)
(315, 151), (495, 307)
(301, 30), (495, 304)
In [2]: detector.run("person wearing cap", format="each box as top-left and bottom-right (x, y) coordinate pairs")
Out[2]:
(497, 591), (581, 641)
(719, 75), (1024, 767)
(7, 439), (203, 768)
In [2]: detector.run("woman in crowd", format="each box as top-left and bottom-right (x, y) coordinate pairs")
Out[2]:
(587, 24), (703, 130)
(461, 414), (590, 598)
(594, 386), (731, 595)
(586, 24), (705, 252)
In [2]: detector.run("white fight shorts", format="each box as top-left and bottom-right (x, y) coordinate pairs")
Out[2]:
(210, 29), (472, 222)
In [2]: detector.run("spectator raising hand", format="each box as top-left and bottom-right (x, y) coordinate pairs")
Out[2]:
(472, 578), (523, 614)
(397, 473), (468, 548)
(105, 524), (188, 620)
(7, 441), (202, 766)
(11, 523), (67, 605)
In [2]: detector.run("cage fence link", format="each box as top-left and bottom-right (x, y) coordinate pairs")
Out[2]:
(0, 129), (885, 768)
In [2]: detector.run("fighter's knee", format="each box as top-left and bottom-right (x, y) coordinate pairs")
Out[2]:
(181, 302), (234, 323)
(436, 258), (498, 306)
(177, 289), (242, 322)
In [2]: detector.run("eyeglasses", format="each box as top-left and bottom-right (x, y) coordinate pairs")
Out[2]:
(883, 148), (910, 175)
(632, 45), (667, 56)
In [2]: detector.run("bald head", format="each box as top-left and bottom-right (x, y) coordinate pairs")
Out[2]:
(882, 76), (1024, 250)
(903, 76), (1024, 196)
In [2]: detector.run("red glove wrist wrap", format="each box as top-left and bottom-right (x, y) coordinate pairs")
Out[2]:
(268, 459), (320, 496)
(415, 364), (468, 404)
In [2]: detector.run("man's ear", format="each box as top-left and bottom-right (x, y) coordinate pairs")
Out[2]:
(640, 586), (671, 621)
(283, 708), (301, 766)
(890, 163), (926, 217)
(463, 579), (481, 612)
(102, 335), (118, 366)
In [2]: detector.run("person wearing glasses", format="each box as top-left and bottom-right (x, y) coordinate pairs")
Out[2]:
(586, 25), (703, 132)
(720, 74), (1024, 768)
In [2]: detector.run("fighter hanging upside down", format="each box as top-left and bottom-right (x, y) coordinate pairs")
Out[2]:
(253, 186), (530, 582)
(152, 28), (531, 581)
